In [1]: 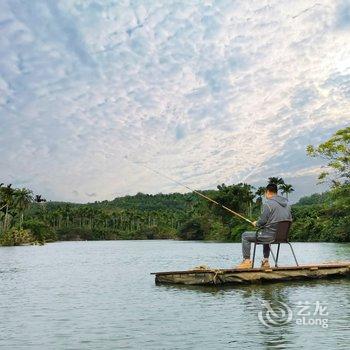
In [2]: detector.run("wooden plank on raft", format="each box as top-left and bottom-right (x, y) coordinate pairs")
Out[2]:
(151, 261), (350, 286)
(151, 262), (350, 275)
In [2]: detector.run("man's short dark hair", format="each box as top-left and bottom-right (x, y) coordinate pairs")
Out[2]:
(266, 183), (278, 193)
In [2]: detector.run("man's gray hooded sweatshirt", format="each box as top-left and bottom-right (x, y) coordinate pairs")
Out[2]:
(257, 195), (292, 237)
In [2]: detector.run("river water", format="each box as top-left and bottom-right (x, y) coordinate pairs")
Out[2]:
(0, 241), (349, 349)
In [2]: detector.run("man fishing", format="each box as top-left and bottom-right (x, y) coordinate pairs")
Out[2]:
(133, 159), (293, 269)
(237, 183), (292, 269)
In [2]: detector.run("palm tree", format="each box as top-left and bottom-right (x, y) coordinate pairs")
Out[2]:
(34, 195), (46, 203)
(74, 207), (85, 228)
(85, 207), (96, 229)
(14, 188), (33, 229)
(255, 186), (265, 197)
(280, 184), (295, 199)
(60, 204), (72, 228)
(0, 184), (15, 232)
(255, 186), (265, 207)
(268, 177), (285, 186)
(0, 183), (6, 211)
(48, 210), (60, 229)
(34, 194), (47, 222)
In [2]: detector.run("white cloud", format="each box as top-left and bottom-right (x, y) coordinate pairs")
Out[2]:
(0, 0), (349, 202)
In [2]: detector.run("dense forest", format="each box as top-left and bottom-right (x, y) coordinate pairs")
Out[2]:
(0, 126), (349, 246)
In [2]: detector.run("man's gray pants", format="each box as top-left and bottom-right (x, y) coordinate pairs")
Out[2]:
(241, 231), (275, 259)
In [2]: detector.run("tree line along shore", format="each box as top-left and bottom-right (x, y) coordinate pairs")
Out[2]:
(0, 126), (349, 246)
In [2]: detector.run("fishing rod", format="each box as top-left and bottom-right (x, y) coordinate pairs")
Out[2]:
(126, 157), (254, 226)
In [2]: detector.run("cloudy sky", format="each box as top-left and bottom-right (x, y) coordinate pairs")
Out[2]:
(0, 0), (349, 203)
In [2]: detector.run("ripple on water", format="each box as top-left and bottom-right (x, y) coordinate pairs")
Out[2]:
(0, 240), (349, 349)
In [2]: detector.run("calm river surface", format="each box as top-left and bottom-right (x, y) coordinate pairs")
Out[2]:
(0, 241), (349, 349)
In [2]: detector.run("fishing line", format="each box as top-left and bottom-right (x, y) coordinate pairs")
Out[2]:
(124, 156), (254, 225)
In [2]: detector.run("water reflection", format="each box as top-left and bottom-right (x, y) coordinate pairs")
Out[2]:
(0, 241), (349, 349)
(157, 278), (350, 349)
(157, 277), (350, 294)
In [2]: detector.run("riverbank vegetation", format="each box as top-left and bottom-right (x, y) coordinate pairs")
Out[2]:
(1, 127), (349, 245)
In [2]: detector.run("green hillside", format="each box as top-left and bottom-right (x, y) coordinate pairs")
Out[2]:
(0, 126), (349, 245)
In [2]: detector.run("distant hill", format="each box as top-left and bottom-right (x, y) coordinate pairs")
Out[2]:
(108, 192), (189, 211)
(295, 192), (331, 206)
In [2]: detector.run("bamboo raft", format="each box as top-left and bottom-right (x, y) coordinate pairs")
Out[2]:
(152, 262), (350, 286)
